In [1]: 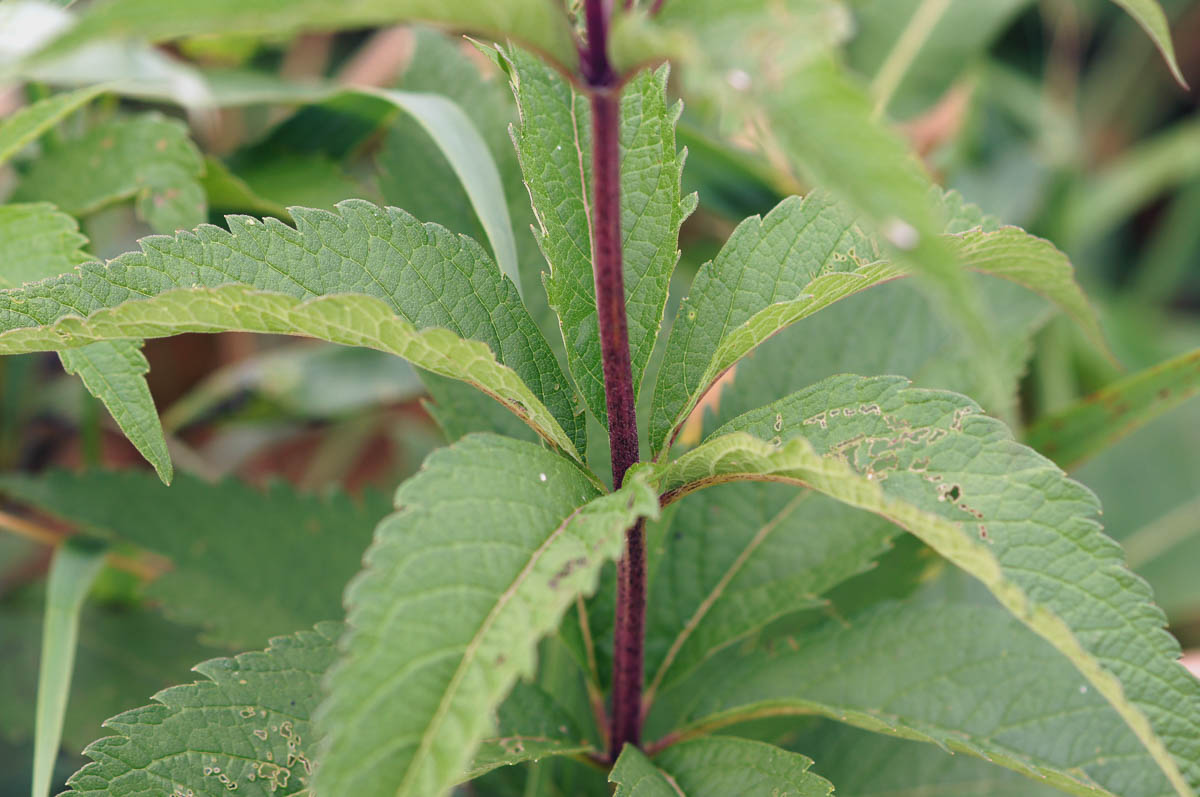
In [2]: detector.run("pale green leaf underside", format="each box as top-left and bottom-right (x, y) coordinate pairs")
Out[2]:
(650, 190), (1102, 458)
(644, 482), (897, 703)
(0, 84), (104, 167)
(14, 113), (206, 234)
(611, 737), (833, 796)
(0, 284), (579, 458)
(34, 541), (106, 797)
(0, 202), (89, 288)
(0, 468), (391, 650)
(655, 603), (1176, 797)
(0, 199), (584, 457)
(1028, 346), (1200, 471)
(40, 0), (578, 73)
(59, 341), (172, 483)
(65, 623), (340, 796)
(509, 49), (694, 426)
(653, 374), (1200, 796)
(315, 434), (660, 797)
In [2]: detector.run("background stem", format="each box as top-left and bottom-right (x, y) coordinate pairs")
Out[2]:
(579, 0), (646, 761)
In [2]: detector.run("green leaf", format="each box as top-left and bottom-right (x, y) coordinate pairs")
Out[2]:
(653, 374), (1200, 796)
(653, 602), (1177, 797)
(508, 48), (696, 426)
(60, 627), (587, 796)
(64, 623), (340, 796)
(937, 191), (1105, 359)
(14, 113), (206, 234)
(790, 720), (1064, 797)
(59, 341), (173, 483)
(378, 31), (568, 436)
(648, 191), (892, 457)
(250, 81), (527, 293)
(464, 682), (596, 782)
(315, 434), (660, 797)
(0, 85), (104, 167)
(221, 76), (523, 292)
(200, 154), (290, 218)
(759, 55), (1005, 396)
(945, 224), (1108, 356)
(1108, 0), (1188, 87)
(370, 87), (521, 297)
(1077, 399), (1200, 625)
(33, 540), (106, 797)
(422, 369), (540, 445)
(0, 200), (584, 458)
(1028, 346), (1200, 471)
(643, 482), (897, 705)
(40, 0), (578, 73)
(0, 203), (173, 483)
(650, 189), (1093, 456)
(233, 151), (367, 212)
(610, 0), (853, 119)
(0, 202), (89, 288)
(610, 737), (833, 796)
(0, 469), (391, 650)
(0, 601), (220, 751)
(854, 0), (1029, 119)
(709, 276), (1049, 429)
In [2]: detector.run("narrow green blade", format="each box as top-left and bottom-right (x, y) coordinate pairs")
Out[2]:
(32, 540), (107, 797)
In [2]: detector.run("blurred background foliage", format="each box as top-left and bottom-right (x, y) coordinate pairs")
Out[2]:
(0, 0), (1197, 793)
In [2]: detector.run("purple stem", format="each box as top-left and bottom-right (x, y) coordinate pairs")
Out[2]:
(579, 0), (645, 761)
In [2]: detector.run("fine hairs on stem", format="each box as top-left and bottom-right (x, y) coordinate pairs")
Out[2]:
(578, 0), (647, 761)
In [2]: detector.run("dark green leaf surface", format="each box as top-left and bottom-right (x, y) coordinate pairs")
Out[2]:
(651, 189), (1096, 455)
(795, 720), (1064, 796)
(508, 48), (695, 426)
(1028, 346), (1200, 471)
(654, 603), (1174, 797)
(654, 374), (1200, 795)
(0, 86), (104, 167)
(643, 482), (897, 704)
(0, 202), (171, 483)
(59, 341), (172, 483)
(610, 737), (833, 796)
(0, 469), (390, 650)
(64, 623), (340, 796)
(0, 200), (584, 456)
(14, 114), (206, 234)
(464, 682), (595, 782)
(709, 277), (1048, 428)
(0, 602), (218, 751)
(315, 434), (660, 797)
(648, 191), (887, 457)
